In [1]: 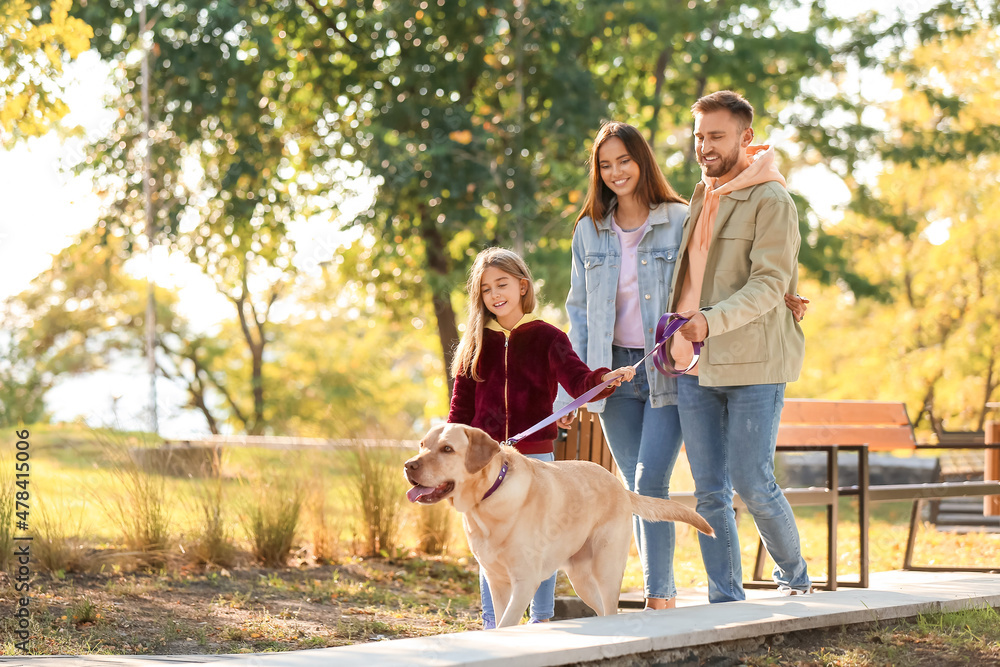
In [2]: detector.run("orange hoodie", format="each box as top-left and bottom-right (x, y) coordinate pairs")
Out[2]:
(670, 145), (787, 373)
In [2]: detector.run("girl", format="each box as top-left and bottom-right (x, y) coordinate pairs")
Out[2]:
(562, 121), (807, 610)
(448, 246), (635, 628)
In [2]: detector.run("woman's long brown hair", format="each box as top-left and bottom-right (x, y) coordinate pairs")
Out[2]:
(575, 121), (687, 231)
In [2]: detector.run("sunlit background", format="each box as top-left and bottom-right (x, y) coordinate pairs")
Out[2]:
(1, 0), (995, 439)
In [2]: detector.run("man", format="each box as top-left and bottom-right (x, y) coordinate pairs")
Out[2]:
(669, 90), (811, 602)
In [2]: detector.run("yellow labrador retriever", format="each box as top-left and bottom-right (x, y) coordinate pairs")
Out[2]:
(404, 423), (713, 628)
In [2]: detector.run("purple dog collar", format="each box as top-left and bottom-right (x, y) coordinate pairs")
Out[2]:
(481, 461), (508, 501)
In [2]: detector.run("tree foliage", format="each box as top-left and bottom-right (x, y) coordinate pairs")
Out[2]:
(793, 22), (1000, 433)
(4, 0), (993, 437)
(0, 0), (93, 146)
(74, 0), (340, 433)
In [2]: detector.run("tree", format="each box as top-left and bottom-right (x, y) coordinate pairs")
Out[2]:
(792, 21), (1000, 433)
(9, 225), (444, 436)
(263, 267), (448, 439)
(0, 336), (50, 428)
(74, 0), (339, 433)
(297, 0), (610, 392)
(0, 0), (93, 146)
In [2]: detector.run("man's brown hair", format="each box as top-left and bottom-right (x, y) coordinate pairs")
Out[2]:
(691, 91), (754, 131)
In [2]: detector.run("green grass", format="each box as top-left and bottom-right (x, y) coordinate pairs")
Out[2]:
(3, 422), (1000, 659)
(4, 421), (998, 589)
(741, 605), (1000, 666)
(0, 423), (445, 561)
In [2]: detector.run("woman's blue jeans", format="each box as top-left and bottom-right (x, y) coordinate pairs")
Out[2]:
(598, 346), (684, 600)
(480, 451), (556, 628)
(677, 375), (811, 602)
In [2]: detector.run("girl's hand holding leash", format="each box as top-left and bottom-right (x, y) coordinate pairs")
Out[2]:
(602, 366), (636, 387)
(555, 366), (635, 429)
(556, 411), (576, 428)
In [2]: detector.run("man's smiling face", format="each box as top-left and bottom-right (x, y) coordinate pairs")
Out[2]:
(694, 109), (750, 182)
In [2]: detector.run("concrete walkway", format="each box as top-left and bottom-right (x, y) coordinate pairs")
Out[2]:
(8, 570), (1000, 667)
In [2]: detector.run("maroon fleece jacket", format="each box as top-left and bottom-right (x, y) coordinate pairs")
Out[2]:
(447, 317), (614, 455)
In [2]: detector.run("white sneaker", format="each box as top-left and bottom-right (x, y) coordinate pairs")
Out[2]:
(778, 585), (813, 596)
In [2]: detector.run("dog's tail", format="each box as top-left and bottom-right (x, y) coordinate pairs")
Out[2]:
(628, 492), (714, 537)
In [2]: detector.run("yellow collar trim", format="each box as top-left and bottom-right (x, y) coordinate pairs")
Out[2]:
(485, 311), (540, 334)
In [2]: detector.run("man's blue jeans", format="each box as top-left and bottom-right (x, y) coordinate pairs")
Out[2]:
(598, 346), (684, 600)
(677, 375), (811, 602)
(480, 451), (556, 628)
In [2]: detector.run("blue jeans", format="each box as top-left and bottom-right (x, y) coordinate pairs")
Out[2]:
(677, 375), (811, 603)
(480, 451), (557, 628)
(598, 346), (684, 600)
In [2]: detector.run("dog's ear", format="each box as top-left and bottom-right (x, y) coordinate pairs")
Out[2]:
(464, 427), (500, 473)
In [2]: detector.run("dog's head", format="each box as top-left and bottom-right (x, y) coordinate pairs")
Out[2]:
(403, 423), (500, 504)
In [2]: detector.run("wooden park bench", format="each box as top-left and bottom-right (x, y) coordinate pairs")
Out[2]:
(929, 434), (1000, 534)
(558, 398), (1000, 593)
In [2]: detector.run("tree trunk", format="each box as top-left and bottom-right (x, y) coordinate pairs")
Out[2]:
(250, 342), (265, 435)
(233, 276), (269, 436)
(917, 379), (944, 435)
(419, 206), (459, 399)
(683, 76), (709, 167)
(978, 351), (997, 432)
(191, 382), (221, 435)
(646, 46), (673, 146)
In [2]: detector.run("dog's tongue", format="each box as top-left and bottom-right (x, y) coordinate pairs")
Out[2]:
(406, 485), (436, 503)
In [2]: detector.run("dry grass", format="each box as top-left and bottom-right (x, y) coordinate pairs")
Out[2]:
(414, 501), (456, 556)
(3, 424), (1000, 659)
(347, 443), (407, 557)
(32, 500), (90, 574)
(303, 470), (341, 563)
(5, 423), (999, 590)
(92, 430), (172, 565)
(186, 457), (237, 568)
(740, 604), (1000, 666)
(239, 472), (304, 567)
(0, 451), (14, 572)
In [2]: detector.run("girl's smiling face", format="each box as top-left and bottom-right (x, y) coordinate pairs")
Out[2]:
(598, 136), (640, 201)
(481, 265), (527, 329)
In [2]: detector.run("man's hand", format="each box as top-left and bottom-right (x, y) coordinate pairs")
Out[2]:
(784, 293), (810, 322)
(677, 311), (709, 343)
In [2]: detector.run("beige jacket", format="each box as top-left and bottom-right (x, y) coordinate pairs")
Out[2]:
(669, 166), (804, 386)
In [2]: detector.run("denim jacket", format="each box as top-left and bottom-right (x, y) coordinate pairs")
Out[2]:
(558, 201), (688, 413)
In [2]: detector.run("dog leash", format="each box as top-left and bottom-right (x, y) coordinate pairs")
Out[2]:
(502, 313), (702, 447)
(638, 312), (703, 377)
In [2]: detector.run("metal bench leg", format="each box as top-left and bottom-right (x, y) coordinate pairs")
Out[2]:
(753, 537), (767, 582)
(858, 446), (869, 588)
(826, 446), (838, 590)
(904, 498), (922, 570)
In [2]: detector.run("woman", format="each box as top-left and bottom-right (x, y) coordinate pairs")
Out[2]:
(561, 121), (689, 610)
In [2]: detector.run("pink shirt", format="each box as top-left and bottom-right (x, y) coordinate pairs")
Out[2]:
(612, 218), (649, 348)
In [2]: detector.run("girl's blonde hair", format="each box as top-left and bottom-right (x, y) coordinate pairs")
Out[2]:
(451, 247), (536, 382)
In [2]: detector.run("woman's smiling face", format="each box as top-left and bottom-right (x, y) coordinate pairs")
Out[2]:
(598, 136), (640, 201)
